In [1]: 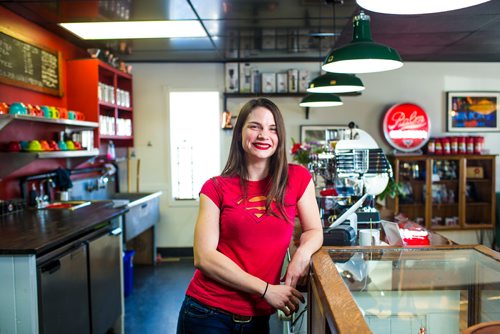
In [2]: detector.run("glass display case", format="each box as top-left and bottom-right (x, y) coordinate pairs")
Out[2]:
(309, 245), (500, 334)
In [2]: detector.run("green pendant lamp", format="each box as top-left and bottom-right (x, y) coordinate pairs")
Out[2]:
(356, 0), (490, 15)
(299, 94), (343, 108)
(322, 12), (403, 74)
(307, 72), (365, 93)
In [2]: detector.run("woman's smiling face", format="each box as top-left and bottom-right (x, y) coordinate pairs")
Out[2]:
(241, 106), (278, 161)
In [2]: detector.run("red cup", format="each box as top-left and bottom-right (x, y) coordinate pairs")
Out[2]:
(59, 107), (68, 119)
(7, 141), (21, 152)
(49, 140), (60, 151)
(0, 102), (9, 114)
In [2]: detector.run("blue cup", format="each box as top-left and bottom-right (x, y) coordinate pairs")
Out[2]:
(19, 140), (29, 151)
(9, 102), (27, 115)
(58, 140), (68, 151)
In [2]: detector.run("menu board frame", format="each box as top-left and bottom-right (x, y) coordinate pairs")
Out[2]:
(0, 26), (63, 96)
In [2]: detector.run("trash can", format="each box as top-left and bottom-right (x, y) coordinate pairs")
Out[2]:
(123, 250), (135, 297)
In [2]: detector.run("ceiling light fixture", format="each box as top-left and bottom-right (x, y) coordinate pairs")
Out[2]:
(299, 94), (343, 108)
(59, 20), (207, 39)
(356, 0), (490, 15)
(322, 12), (403, 74)
(307, 73), (365, 93)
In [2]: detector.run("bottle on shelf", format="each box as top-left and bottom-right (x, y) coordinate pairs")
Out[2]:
(107, 140), (116, 160)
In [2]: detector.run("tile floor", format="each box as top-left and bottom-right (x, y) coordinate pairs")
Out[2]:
(124, 258), (284, 333)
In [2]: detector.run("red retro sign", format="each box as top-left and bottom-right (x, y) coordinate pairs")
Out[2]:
(383, 103), (431, 152)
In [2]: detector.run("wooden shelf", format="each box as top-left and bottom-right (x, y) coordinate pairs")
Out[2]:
(67, 58), (134, 147)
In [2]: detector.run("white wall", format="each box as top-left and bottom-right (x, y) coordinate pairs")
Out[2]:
(132, 62), (500, 248)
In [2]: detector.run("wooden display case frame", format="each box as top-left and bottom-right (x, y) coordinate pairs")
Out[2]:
(386, 154), (496, 230)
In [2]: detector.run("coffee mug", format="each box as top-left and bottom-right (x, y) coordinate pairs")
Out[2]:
(7, 141), (21, 152)
(358, 229), (380, 246)
(19, 141), (29, 151)
(27, 140), (42, 152)
(58, 107), (68, 119)
(40, 140), (51, 151)
(68, 111), (76, 120)
(0, 102), (9, 114)
(58, 140), (68, 151)
(9, 102), (27, 115)
(41, 106), (51, 118)
(65, 140), (75, 150)
(75, 111), (85, 120)
(49, 140), (60, 151)
(49, 107), (60, 119)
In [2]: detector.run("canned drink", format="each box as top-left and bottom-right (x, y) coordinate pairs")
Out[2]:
(467, 136), (474, 154)
(457, 136), (466, 154)
(474, 136), (484, 154)
(427, 138), (435, 154)
(450, 137), (458, 154)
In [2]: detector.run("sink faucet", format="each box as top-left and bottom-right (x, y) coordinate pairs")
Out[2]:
(98, 163), (116, 189)
(38, 179), (55, 208)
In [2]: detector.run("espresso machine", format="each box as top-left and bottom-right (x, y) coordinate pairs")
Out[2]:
(307, 124), (393, 245)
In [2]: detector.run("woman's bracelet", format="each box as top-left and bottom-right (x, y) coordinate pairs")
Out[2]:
(261, 282), (269, 298)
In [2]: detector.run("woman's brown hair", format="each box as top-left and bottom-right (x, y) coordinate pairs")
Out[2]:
(221, 98), (290, 222)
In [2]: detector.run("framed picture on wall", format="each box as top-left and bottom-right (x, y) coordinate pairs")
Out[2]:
(446, 91), (500, 132)
(300, 125), (348, 147)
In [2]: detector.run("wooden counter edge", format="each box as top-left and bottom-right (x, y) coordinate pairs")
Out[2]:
(310, 248), (372, 334)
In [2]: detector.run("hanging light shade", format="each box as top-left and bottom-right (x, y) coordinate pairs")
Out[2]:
(307, 73), (365, 93)
(322, 12), (403, 74)
(356, 0), (490, 15)
(299, 94), (343, 108)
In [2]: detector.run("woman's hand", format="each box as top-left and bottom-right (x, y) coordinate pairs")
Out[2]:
(283, 249), (311, 288)
(263, 284), (305, 316)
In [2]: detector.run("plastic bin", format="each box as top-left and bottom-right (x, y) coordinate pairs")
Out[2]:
(123, 250), (135, 297)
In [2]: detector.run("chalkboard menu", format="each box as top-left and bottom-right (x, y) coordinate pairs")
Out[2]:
(0, 29), (62, 96)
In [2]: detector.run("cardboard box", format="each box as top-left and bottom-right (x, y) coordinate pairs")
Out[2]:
(225, 63), (239, 93)
(298, 69), (310, 92)
(466, 166), (484, 178)
(288, 69), (298, 93)
(261, 73), (276, 93)
(276, 72), (288, 93)
(239, 63), (252, 93)
(251, 69), (261, 93)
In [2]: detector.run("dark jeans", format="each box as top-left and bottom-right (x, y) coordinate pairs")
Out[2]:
(176, 296), (270, 334)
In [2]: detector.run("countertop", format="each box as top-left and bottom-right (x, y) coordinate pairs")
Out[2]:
(0, 201), (127, 256)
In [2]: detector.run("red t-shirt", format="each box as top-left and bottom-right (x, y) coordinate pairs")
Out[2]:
(186, 164), (311, 316)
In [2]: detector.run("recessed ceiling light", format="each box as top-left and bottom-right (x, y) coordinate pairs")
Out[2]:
(59, 20), (207, 40)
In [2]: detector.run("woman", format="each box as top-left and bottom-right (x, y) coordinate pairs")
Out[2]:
(177, 98), (323, 334)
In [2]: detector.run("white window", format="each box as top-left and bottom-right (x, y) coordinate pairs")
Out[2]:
(169, 92), (220, 200)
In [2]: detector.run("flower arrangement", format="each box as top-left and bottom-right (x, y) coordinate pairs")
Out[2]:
(290, 138), (324, 166)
